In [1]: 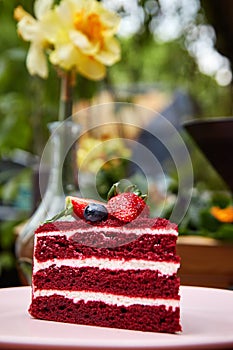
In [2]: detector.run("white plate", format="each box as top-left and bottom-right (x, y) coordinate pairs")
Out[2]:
(0, 286), (233, 349)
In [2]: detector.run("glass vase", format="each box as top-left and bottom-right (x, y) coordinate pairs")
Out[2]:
(15, 120), (80, 285)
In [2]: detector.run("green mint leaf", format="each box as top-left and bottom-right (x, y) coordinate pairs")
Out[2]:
(45, 203), (73, 223)
(107, 182), (120, 200)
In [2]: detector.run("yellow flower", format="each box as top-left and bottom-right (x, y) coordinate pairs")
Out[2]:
(14, 0), (54, 78)
(15, 0), (121, 80)
(210, 206), (233, 223)
(41, 0), (121, 80)
(77, 136), (131, 173)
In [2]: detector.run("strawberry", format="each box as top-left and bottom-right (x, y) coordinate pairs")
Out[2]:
(46, 183), (148, 224)
(66, 196), (107, 219)
(107, 183), (149, 223)
(46, 196), (107, 223)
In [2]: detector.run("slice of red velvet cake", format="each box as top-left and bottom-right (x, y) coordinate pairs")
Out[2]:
(29, 185), (181, 333)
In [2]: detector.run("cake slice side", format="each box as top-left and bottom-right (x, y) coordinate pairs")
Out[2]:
(29, 218), (181, 333)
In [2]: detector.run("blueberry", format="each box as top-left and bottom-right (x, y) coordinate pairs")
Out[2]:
(84, 203), (108, 222)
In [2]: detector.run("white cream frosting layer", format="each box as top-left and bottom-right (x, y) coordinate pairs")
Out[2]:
(36, 226), (178, 239)
(33, 289), (180, 310)
(33, 256), (179, 275)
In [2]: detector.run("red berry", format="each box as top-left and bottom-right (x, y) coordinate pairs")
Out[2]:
(66, 196), (107, 219)
(107, 192), (147, 223)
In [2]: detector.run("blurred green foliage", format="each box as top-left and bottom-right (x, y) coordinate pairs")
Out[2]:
(1, 1), (232, 157)
(0, 1), (60, 156)
(109, 35), (232, 117)
(161, 180), (233, 241)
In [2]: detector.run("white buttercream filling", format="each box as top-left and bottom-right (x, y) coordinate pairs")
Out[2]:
(36, 227), (178, 239)
(33, 257), (179, 275)
(33, 289), (179, 310)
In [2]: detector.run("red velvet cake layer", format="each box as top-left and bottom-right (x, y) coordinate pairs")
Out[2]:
(33, 266), (180, 298)
(35, 217), (178, 233)
(35, 234), (179, 262)
(29, 295), (181, 333)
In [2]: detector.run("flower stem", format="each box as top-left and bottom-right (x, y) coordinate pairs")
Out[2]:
(58, 70), (76, 121)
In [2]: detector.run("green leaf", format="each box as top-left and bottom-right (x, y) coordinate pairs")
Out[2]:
(215, 224), (233, 241)
(107, 182), (148, 201)
(45, 203), (73, 223)
(200, 209), (221, 232)
(107, 182), (121, 200)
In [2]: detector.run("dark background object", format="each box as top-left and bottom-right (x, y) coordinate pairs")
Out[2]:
(130, 91), (199, 178)
(184, 117), (233, 193)
(201, 0), (233, 68)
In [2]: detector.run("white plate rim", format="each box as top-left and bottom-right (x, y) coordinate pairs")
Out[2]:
(0, 285), (233, 350)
